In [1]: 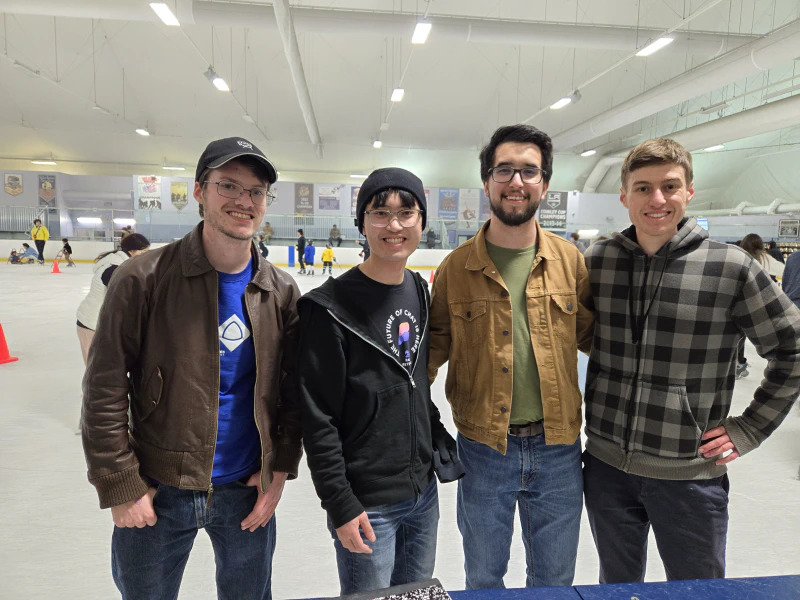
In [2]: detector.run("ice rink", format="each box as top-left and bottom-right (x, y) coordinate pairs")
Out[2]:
(1, 262), (798, 599)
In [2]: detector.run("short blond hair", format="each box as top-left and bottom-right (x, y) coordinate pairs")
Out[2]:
(621, 138), (693, 189)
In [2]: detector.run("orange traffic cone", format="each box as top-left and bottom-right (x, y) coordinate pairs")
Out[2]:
(51, 260), (61, 274)
(0, 324), (18, 365)
(429, 270), (435, 283)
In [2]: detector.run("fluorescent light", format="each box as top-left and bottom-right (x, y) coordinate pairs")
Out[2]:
(704, 144), (725, 152)
(135, 128), (150, 136)
(373, 140), (383, 149)
(77, 217), (103, 225)
(162, 165), (185, 171)
(550, 97), (572, 110)
(149, 3), (180, 26)
(765, 83), (800, 101)
(31, 160), (57, 165)
(113, 218), (137, 226)
(636, 37), (674, 57)
(391, 88), (405, 102)
(204, 66), (229, 92)
(91, 104), (109, 114)
(412, 22), (432, 44)
(580, 150), (597, 157)
(578, 229), (599, 237)
(350, 174), (368, 179)
(699, 101), (729, 115)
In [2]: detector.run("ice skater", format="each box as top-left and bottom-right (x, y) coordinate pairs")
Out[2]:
(304, 240), (316, 275)
(321, 243), (335, 275)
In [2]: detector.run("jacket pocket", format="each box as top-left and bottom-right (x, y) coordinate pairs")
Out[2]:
(133, 366), (163, 422)
(344, 382), (412, 483)
(549, 293), (578, 341)
(632, 381), (703, 458)
(584, 371), (632, 446)
(450, 300), (487, 347)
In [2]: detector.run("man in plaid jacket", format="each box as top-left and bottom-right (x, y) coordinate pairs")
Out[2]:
(583, 138), (800, 583)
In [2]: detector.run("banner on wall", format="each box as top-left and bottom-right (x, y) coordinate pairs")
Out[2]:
(4, 173), (23, 196)
(38, 174), (56, 207)
(539, 191), (567, 230)
(318, 185), (341, 211)
(479, 189), (491, 220)
(170, 181), (188, 211)
(438, 188), (458, 220)
(137, 176), (162, 209)
(351, 186), (360, 216)
(459, 188), (479, 227)
(295, 183), (314, 214)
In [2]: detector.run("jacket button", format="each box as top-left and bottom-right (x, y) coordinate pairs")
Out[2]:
(501, 291), (509, 297)
(497, 444), (504, 451)
(502, 367), (509, 373)
(503, 330), (509, 336)
(500, 406), (507, 413)
(567, 303), (574, 311)
(466, 311), (471, 318)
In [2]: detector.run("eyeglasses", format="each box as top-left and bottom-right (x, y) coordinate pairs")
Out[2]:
(488, 167), (547, 184)
(204, 180), (273, 205)
(364, 209), (423, 228)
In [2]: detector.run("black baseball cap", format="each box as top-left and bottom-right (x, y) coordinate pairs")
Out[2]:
(195, 137), (278, 184)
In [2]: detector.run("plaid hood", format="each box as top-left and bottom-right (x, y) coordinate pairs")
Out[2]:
(584, 217), (800, 480)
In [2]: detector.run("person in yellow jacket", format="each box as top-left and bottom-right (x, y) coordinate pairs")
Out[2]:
(321, 244), (335, 275)
(30, 218), (50, 264)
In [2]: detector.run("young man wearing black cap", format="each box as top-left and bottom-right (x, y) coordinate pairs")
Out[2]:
(82, 137), (303, 599)
(297, 167), (463, 595)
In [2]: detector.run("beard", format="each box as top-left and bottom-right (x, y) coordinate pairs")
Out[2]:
(489, 192), (540, 227)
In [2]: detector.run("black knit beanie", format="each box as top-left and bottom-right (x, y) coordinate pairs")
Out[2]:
(355, 167), (427, 233)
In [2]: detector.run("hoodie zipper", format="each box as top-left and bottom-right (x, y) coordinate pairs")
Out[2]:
(325, 276), (430, 495)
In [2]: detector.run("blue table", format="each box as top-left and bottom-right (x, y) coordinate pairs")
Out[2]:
(575, 575), (800, 599)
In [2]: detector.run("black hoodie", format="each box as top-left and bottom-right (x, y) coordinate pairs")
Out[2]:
(297, 268), (463, 528)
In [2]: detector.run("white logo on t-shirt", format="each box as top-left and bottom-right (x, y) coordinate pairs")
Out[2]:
(219, 314), (251, 352)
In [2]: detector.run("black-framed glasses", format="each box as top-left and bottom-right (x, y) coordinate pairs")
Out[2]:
(204, 180), (273, 205)
(364, 209), (423, 228)
(488, 167), (546, 184)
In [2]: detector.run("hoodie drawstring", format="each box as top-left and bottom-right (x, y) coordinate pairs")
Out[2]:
(628, 247), (670, 345)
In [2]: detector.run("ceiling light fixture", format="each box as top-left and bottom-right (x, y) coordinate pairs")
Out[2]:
(204, 66), (229, 92)
(149, 3), (180, 26)
(550, 89), (581, 110)
(31, 160), (57, 165)
(580, 150), (597, 157)
(704, 144), (725, 152)
(350, 174), (368, 179)
(412, 22), (432, 44)
(162, 165), (185, 171)
(242, 114), (255, 123)
(91, 104), (109, 114)
(373, 140), (383, 149)
(636, 37), (674, 57)
(135, 128), (150, 136)
(391, 88), (405, 102)
(77, 217), (103, 225)
(113, 218), (137, 226)
(699, 101), (729, 115)
(578, 229), (600, 237)
(764, 83), (800, 101)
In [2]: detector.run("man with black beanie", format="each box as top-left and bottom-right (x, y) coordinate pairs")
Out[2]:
(296, 229), (307, 274)
(297, 167), (463, 595)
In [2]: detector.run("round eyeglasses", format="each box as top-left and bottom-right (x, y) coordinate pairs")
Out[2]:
(364, 209), (423, 228)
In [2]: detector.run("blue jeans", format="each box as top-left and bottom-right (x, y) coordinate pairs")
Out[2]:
(328, 476), (439, 595)
(111, 480), (276, 600)
(457, 432), (583, 589)
(584, 452), (729, 583)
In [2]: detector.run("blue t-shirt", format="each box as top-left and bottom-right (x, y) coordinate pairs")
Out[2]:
(304, 245), (316, 264)
(212, 258), (262, 484)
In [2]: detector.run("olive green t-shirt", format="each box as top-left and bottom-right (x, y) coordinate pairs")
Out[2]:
(485, 241), (543, 424)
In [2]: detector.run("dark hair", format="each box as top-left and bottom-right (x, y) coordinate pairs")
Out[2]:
(367, 188), (419, 211)
(767, 240), (777, 250)
(197, 156), (273, 218)
(479, 124), (553, 184)
(570, 232), (579, 241)
(33, 219), (41, 225)
(96, 233), (150, 262)
(22, 243), (30, 248)
(62, 238), (68, 243)
(297, 229), (304, 235)
(741, 233), (765, 262)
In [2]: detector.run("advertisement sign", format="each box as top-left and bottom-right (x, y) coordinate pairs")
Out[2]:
(38, 174), (56, 207)
(137, 176), (162, 209)
(295, 183), (314, 215)
(318, 185), (341, 211)
(438, 188), (458, 220)
(459, 188), (479, 227)
(539, 191), (567, 230)
(351, 186), (360, 216)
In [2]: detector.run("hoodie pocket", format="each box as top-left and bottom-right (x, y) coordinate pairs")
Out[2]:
(631, 381), (703, 458)
(344, 382), (412, 483)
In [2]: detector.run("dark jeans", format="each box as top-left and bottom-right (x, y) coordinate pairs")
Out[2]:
(329, 236), (342, 247)
(584, 452), (729, 584)
(112, 480), (276, 600)
(298, 255), (306, 270)
(35, 240), (45, 262)
(327, 477), (439, 595)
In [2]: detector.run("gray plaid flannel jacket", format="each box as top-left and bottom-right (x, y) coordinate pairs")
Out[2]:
(584, 217), (800, 479)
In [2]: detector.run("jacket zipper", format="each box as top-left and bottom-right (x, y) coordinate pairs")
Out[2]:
(206, 273), (222, 509)
(325, 277), (430, 495)
(245, 287), (267, 494)
(624, 255), (651, 455)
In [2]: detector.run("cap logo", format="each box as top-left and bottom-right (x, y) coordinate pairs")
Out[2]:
(237, 140), (253, 150)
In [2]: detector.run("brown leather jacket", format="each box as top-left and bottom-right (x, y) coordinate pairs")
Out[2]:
(428, 220), (593, 453)
(82, 223), (303, 508)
